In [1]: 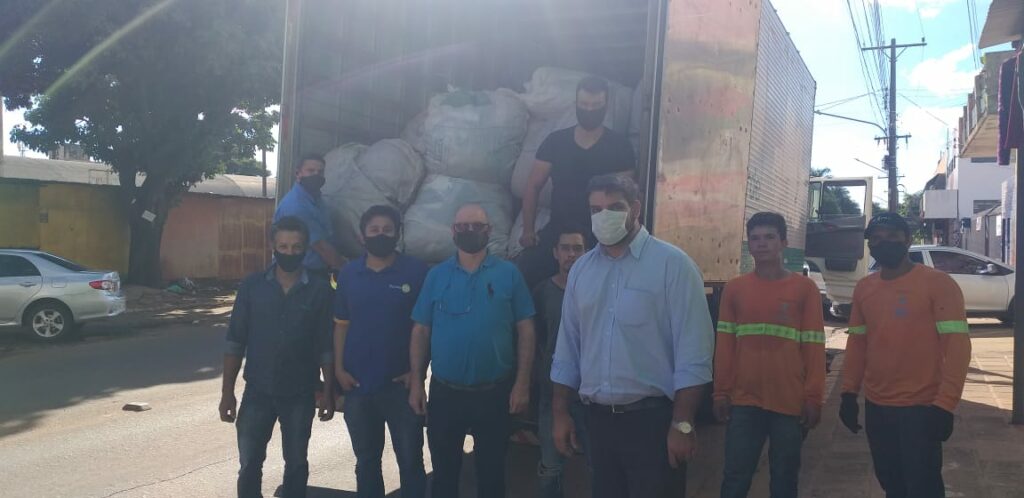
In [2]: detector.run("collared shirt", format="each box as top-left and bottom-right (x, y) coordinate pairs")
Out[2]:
(274, 184), (334, 270)
(334, 253), (428, 395)
(412, 254), (535, 386)
(225, 266), (334, 396)
(551, 227), (714, 405)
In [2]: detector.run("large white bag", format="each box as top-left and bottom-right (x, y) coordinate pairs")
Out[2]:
(518, 67), (633, 132)
(356, 138), (425, 209)
(404, 175), (515, 263)
(509, 110), (577, 205)
(421, 89), (529, 184)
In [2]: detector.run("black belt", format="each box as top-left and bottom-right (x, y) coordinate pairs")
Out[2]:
(433, 376), (510, 392)
(589, 396), (672, 414)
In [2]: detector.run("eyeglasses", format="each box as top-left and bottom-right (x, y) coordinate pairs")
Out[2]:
(453, 222), (490, 233)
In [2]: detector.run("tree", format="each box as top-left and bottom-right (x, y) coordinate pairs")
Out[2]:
(900, 191), (931, 243)
(0, 0), (283, 285)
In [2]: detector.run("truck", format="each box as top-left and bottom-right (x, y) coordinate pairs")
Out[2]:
(276, 0), (871, 312)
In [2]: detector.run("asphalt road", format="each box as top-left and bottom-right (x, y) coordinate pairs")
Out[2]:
(0, 323), (597, 498)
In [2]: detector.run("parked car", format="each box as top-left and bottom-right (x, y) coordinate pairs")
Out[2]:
(867, 245), (1015, 324)
(0, 250), (126, 341)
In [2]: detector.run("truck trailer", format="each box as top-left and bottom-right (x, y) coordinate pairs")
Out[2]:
(276, 0), (870, 308)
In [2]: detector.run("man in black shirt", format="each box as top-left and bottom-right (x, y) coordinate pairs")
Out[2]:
(517, 76), (636, 287)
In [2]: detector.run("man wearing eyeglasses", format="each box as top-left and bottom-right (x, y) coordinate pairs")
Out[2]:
(408, 203), (537, 498)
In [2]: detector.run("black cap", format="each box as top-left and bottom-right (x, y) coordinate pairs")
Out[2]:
(864, 212), (910, 239)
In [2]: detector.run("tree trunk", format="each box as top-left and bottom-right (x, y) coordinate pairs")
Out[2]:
(121, 173), (175, 287)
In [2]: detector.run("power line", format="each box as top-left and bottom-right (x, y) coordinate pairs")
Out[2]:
(965, 0), (981, 70)
(846, 0), (887, 124)
(815, 91), (880, 110)
(899, 93), (953, 127)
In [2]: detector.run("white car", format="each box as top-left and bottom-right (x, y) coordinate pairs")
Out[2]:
(869, 245), (1015, 323)
(0, 250), (126, 341)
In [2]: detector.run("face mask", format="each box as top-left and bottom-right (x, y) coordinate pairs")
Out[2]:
(299, 174), (325, 194)
(592, 209), (629, 246)
(869, 240), (908, 269)
(454, 232), (489, 254)
(274, 250), (305, 273)
(576, 106), (607, 131)
(364, 234), (398, 257)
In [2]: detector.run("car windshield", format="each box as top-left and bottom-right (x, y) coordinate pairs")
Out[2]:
(35, 253), (90, 272)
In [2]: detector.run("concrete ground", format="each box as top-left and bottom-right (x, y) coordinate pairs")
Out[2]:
(0, 319), (1020, 497)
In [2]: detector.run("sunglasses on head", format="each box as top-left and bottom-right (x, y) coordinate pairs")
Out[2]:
(453, 222), (490, 233)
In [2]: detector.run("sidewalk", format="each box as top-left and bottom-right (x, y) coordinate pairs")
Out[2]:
(687, 321), (1024, 498)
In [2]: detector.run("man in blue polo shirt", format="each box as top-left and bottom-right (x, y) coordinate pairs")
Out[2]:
(409, 203), (537, 498)
(275, 153), (344, 277)
(334, 205), (428, 498)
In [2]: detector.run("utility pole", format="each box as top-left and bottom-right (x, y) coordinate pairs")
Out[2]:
(261, 148), (268, 198)
(862, 38), (926, 211)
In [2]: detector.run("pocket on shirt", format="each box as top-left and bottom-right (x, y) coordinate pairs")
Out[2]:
(618, 287), (657, 326)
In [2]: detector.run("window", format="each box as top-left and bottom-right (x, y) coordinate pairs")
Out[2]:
(929, 251), (989, 275)
(34, 253), (88, 272)
(0, 255), (42, 278)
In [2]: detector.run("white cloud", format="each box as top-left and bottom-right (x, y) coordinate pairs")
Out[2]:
(908, 44), (977, 97)
(878, 0), (956, 17)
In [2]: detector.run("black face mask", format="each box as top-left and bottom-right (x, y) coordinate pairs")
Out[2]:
(869, 240), (909, 269)
(364, 234), (398, 258)
(274, 250), (306, 273)
(299, 174), (325, 195)
(576, 106), (607, 131)
(454, 232), (489, 254)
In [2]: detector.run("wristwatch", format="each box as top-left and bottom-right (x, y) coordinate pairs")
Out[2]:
(672, 420), (694, 435)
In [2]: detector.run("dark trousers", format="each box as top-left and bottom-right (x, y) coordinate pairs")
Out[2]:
(720, 405), (803, 498)
(587, 402), (686, 498)
(865, 401), (945, 498)
(343, 382), (426, 498)
(236, 388), (315, 498)
(427, 378), (512, 498)
(537, 389), (590, 498)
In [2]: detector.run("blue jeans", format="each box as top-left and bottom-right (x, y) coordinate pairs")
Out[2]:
(537, 390), (590, 498)
(343, 382), (426, 498)
(720, 405), (803, 498)
(236, 388), (315, 498)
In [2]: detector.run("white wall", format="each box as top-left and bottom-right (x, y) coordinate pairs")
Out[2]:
(947, 157), (1014, 217)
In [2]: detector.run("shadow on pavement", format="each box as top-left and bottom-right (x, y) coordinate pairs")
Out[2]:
(0, 325), (224, 439)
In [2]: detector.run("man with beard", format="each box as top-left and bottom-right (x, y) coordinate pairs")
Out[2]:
(275, 153), (344, 277)
(517, 76), (636, 287)
(409, 204), (537, 498)
(551, 175), (714, 498)
(333, 205), (428, 498)
(219, 216), (335, 498)
(840, 212), (971, 498)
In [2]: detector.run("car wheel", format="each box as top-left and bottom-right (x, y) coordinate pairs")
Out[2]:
(24, 301), (76, 342)
(1000, 299), (1015, 325)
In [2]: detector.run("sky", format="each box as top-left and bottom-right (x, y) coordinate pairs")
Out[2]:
(1, 0), (1003, 193)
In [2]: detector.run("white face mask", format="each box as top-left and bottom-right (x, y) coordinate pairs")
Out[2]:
(591, 209), (630, 246)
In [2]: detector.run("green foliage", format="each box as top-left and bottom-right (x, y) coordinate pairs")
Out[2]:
(0, 0), (284, 284)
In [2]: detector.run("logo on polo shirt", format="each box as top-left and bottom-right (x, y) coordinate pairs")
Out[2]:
(390, 283), (412, 294)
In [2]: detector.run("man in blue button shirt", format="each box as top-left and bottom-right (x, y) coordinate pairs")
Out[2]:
(274, 154), (344, 277)
(333, 205), (428, 498)
(551, 174), (714, 498)
(408, 203), (537, 498)
(219, 216), (336, 498)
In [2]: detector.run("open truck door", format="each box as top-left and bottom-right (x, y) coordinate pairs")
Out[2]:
(805, 177), (873, 319)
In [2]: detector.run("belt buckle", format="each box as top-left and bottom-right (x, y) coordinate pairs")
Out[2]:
(611, 404), (624, 414)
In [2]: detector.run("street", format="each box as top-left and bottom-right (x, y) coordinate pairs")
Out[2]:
(1, 320), (1021, 497)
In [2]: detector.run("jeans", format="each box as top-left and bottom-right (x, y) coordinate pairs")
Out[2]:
(720, 405), (804, 498)
(537, 390), (590, 498)
(427, 378), (512, 498)
(587, 401), (686, 498)
(865, 401), (945, 498)
(236, 387), (315, 498)
(343, 382), (426, 498)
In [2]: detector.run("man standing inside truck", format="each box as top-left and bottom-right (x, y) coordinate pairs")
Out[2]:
(534, 225), (590, 498)
(517, 76), (636, 287)
(219, 216), (336, 498)
(551, 175), (713, 498)
(408, 203), (537, 498)
(714, 212), (826, 498)
(275, 153), (345, 278)
(333, 205), (428, 498)
(839, 212), (972, 498)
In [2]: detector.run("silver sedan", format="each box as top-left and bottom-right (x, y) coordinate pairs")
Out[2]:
(0, 250), (126, 341)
